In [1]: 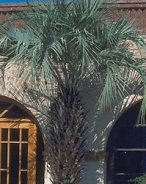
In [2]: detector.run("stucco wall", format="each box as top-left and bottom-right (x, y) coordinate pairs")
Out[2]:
(0, 57), (52, 183)
(0, 2), (146, 183)
(0, 56), (143, 184)
(80, 78), (143, 184)
(0, 58), (111, 184)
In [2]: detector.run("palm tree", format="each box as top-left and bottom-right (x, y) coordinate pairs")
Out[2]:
(0, 0), (146, 183)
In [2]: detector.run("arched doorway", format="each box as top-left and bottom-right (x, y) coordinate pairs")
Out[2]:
(0, 98), (44, 184)
(106, 101), (146, 184)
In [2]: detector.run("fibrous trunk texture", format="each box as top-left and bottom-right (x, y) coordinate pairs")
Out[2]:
(47, 79), (87, 184)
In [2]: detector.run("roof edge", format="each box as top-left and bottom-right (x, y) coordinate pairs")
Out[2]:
(0, 3), (28, 12)
(1, 1), (146, 12)
(106, 1), (146, 9)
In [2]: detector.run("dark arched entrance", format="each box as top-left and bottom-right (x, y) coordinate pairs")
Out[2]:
(0, 97), (44, 184)
(106, 101), (146, 184)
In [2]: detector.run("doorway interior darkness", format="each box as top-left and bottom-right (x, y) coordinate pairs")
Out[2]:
(0, 100), (44, 184)
(106, 101), (146, 184)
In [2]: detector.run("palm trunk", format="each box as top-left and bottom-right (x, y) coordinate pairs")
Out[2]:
(47, 76), (88, 184)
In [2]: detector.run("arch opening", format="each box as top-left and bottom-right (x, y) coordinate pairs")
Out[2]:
(0, 96), (45, 184)
(106, 101), (146, 184)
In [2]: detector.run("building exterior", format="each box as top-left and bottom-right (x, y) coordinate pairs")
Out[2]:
(0, 1), (146, 184)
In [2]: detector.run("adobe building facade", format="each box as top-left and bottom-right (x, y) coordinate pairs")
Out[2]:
(0, 1), (146, 184)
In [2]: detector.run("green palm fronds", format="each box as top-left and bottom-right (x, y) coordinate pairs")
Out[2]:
(1, 0), (146, 183)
